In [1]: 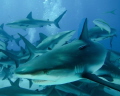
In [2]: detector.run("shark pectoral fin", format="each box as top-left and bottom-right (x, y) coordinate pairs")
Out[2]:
(26, 12), (33, 19)
(82, 73), (120, 92)
(99, 74), (113, 82)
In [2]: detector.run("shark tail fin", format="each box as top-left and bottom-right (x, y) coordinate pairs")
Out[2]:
(54, 10), (67, 28)
(0, 23), (4, 30)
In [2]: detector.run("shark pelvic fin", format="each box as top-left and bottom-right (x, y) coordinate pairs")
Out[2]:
(54, 10), (67, 28)
(26, 12), (33, 19)
(82, 73), (120, 92)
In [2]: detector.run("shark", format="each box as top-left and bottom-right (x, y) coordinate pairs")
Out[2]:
(88, 26), (116, 42)
(6, 10), (67, 30)
(33, 33), (47, 46)
(104, 9), (116, 15)
(14, 18), (120, 91)
(36, 30), (75, 50)
(18, 30), (75, 60)
(107, 50), (120, 63)
(0, 78), (47, 96)
(93, 19), (111, 33)
(0, 23), (14, 42)
(88, 26), (116, 47)
(95, 59), (120, 85)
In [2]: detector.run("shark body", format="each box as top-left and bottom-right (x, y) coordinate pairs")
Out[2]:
(15, 19), (107, 86)
(0, 78), (46, 96)
(6, 10), (67, 29)
(93, 19), (111, 33)
(89, 26), (116, 41)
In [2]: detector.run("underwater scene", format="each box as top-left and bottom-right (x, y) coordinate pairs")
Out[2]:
(0, 0), (120, 96)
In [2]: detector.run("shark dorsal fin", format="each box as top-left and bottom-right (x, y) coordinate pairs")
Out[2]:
(79, 18), (88, 41)
(0, 23), (4, 30)
(26, 12), (33, 19)
(8, 78), (20, 87)
(39, 33), (47, 42)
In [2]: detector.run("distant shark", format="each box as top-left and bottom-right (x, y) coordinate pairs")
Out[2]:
(0, 23), (14, 41)
(0, 78), (47, 96)
(6, 10), (67, 30)
(93, 19), (111, 33)
(56, 82), (113, 96)
(104, 9), (116, 15)
(89, 26), (116, 42)
(14, 18), (120, 91)
(88, 26), (116, 47)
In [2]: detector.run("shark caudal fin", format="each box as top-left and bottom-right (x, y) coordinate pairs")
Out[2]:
(54, 10), (67, 28)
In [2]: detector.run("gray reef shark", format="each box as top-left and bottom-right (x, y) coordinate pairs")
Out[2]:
(6, 10), (67, 30)
(89, 26), (116, 42)
(104, 9), (116, 15)
(14, 18), (120, 90)
(0, 23), (14, 42)
(93, 19), (111, 33)
(0, 78), (47, 96)
(18, 30), (75, 60)
(88, 26), (116, 47)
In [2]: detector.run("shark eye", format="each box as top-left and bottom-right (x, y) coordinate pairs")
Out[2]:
(79, 45), (88, 50)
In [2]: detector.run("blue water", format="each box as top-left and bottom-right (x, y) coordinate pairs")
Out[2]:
(0, 0), (119, 96)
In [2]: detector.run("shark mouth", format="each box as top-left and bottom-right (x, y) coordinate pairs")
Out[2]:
(32, 79), (54, 83)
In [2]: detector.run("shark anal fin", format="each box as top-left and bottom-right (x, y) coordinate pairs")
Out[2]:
(82, 73), (120, 92)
